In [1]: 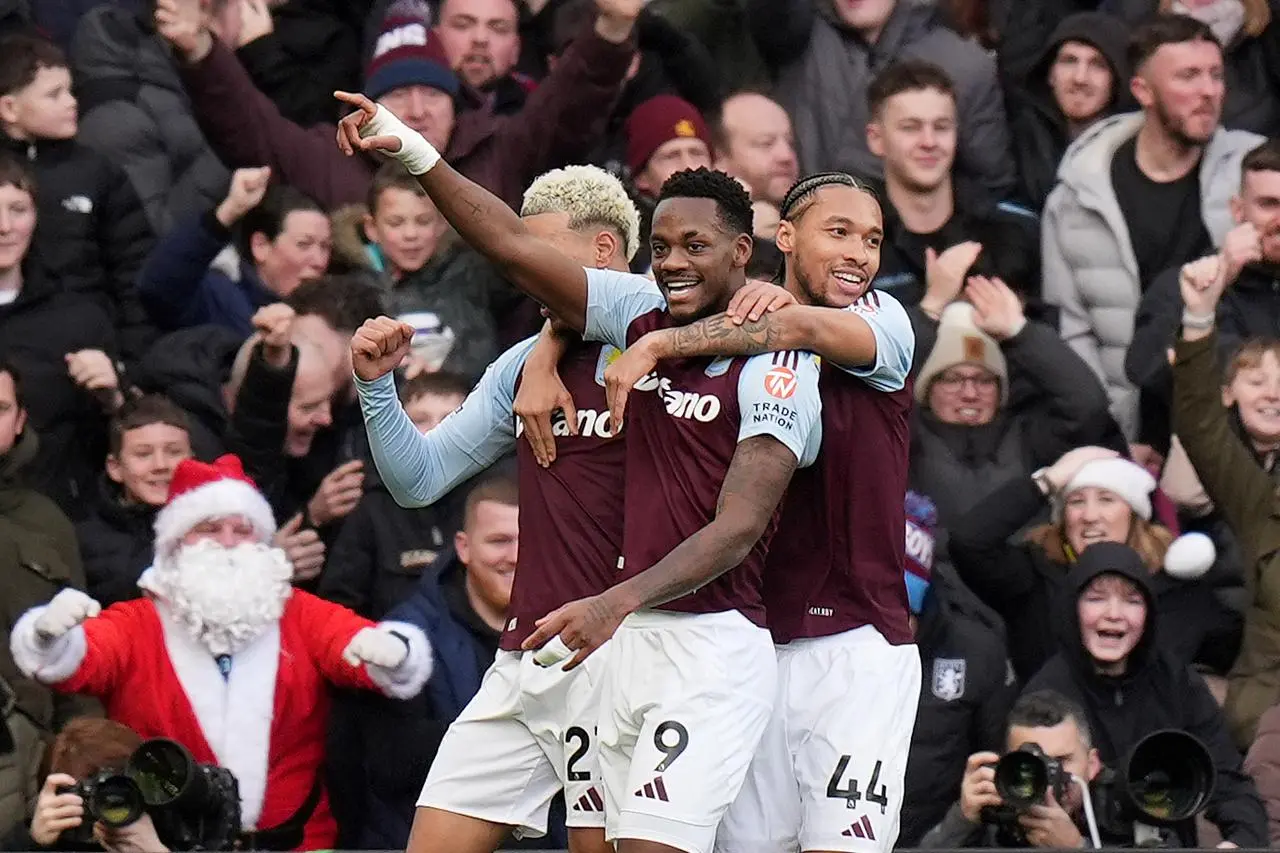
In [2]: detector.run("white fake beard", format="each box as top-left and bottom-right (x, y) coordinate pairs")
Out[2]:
(143, 540), (293, 657)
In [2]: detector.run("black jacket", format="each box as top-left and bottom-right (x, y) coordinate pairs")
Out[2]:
(902, 572), (1018, 846)
(1004, 11), (1131, 211)
(316, 477), (467, 621)
(74, 475), (156, 607)
(0, 133), (156, 363)
(949, 475), (1244, 683)
(0, 266), (117, 517)
(128, 324), (242, 462)
(871, 189), (1043, 310)
(1026, 543), (1267, 847)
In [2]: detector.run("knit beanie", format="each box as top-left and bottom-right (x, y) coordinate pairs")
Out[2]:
(904, 490), (938, 614)
(624, 95), (712, 175)
(915, 301), (1009, 406)
(365, 0), (459, 101)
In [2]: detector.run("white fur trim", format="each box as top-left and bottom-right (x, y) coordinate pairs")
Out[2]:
(154, 479), (277, 556)
(1060, 458), (1156, 521)
(9, 607), (87, 683)
(157, 604), (276, 829)
(366, 621), (432, 700)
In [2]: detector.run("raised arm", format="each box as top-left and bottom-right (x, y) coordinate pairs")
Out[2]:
(353, 318), (526, 507)
(335, 94), (590, 330)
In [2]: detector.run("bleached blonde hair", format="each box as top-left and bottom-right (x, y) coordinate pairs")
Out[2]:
(521, 165), (642, 262)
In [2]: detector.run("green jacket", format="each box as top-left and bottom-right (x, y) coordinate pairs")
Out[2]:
(1174, 332), (1280, 748)
(0, 431), (98, 731)
(0, 675), (42, 841)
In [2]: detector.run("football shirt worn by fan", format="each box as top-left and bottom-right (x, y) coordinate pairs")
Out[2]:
(352, 164), (644, 853)
(335, 91), (822, 853)
(596, 172), (921, 853)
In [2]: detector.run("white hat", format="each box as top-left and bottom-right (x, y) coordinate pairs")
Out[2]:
(915, 301), (1009, 406)
(1058, 457), (1157, 521)
(153, 454), (277, 557)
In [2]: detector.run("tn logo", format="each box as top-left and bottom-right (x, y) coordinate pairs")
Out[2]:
(764, 365), (798, 400)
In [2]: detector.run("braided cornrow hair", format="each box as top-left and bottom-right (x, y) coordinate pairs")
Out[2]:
(777, 171), (877, 223)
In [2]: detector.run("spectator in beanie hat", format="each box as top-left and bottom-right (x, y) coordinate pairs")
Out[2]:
(624, 94), (713, 200)
(900, 488), (1018, 846)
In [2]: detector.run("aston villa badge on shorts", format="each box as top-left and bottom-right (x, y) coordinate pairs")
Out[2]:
(931, 658), (966, 702)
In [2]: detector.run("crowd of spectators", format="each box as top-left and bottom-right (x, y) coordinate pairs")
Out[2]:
(5, 0), (1280, 849)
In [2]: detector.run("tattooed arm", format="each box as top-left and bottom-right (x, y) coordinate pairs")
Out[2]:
(412, 161), (591, 330)
(660, 304), (878, 367)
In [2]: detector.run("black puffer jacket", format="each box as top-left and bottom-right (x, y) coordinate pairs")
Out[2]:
(75, 475), (156, 607)
(0, 133), (156, 362)
(1005, 11), (1131, 211)
(69, 5), (231, 236)
(0, 266), (117, 517)
(1026, 543), (1268, 847)
(128, 325), (243, 461)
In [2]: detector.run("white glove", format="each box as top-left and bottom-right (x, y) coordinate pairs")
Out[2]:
(342, 627), (409, 670)
(34, 589), (101, 645)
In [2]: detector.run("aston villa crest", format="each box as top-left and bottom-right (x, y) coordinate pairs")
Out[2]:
(932, 658), (966, 702)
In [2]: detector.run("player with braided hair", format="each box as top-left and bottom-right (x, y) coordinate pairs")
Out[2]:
(336, 91), (821, 853)
(599, 172), (920, 853)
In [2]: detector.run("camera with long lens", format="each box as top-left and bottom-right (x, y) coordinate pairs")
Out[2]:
(59, 738), (241, 851)
(980, 744), (1070, 845)
(1092, 729), (1216, 846)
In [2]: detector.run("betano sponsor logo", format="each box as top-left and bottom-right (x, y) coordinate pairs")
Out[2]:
(515, 408), (617, 439)
(634, 373), (723, 423)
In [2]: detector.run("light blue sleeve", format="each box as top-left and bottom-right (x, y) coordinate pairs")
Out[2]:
(736, 351), (823, 468)
(355, 337), (535, 508)
(583, 267), (667, 349)
(832, 290), (915, 392)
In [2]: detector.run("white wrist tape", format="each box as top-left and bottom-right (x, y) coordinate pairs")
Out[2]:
(363, 105), (441, 176)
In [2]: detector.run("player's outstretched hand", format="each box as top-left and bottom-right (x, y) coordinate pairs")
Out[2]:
(604, 334), (662, 433)
(727, 280), (797, 324)
(521, 594), (626, 670)
(513, 360), (578, 468)
(334, 91), (405, 157)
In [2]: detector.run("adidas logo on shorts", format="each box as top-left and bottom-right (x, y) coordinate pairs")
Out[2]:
(572, 787), (605, 812)
(633, 775), (669, 802)
(841, 815), (877, 840)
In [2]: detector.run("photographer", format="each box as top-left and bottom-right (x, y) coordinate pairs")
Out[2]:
(3, 717), (167, 852)
(920, 690), (1102, 848)
(1025, 541), (1267, 847)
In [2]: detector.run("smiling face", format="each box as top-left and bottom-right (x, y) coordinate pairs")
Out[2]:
(867, 85), (956, 195)
(1224, 348), (1280, 448)
(1063, 487), (1134, 555)
(456, 498), (518, 612)
(1077, 573), (1147, 673)
(777, 184), (883, 307)
(0, 181), (36, 273)
(106, 422), (192, 507)
(927, 364), (1000, 425)
(649, 196), (750, 324)
(365, 187), (447, 276)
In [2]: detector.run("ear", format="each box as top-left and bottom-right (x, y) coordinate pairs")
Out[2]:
(362, 213), (379, 245)
(775, 218), (796, 255)
(0, 94), (19, 128)
(1230, 193), (1245, 225)
(1222, 384), (1236, 408)
(634, 168), (655, 197)
(13, 407), (24, 437)
(1130, 73), (1153, 109)
(454, 529), (470, 565)
(250, 231), (272, 266)
(106, 453), (124, 485)
(594, 230), (620, 268)
(732, 232), (753, 270)
(866, 120), (885, 158)
(1086, 747), (1102, 782)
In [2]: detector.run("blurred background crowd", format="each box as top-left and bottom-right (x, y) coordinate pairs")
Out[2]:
(6, 0), (1280, 849)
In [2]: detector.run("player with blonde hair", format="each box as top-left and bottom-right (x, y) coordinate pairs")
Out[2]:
(348, 165), (639, 853)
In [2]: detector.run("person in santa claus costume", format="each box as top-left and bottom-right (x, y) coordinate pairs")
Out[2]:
(8, 454), (433, 851)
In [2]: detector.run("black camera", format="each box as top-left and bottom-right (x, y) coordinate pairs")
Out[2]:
(1092, 729), (1216, 844)
(59, 738), (241, 851)
(981, 743), (1071, 844)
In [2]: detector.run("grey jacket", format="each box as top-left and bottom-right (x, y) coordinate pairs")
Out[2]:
(749, 0), (1013, 194)
(69, 6), (231, 236)
(1041, 112), (1262, 438)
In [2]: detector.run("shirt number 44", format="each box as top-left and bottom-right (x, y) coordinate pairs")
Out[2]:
(827, 756), (889, 813)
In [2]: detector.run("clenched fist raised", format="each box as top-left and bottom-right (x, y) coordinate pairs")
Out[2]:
(351, 316), (416, 382)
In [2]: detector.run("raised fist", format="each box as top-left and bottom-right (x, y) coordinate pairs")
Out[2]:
(343, 627), (408, 670)
(351, 316), (416, 382)
(35, 589), (101, 645)
(252, 302), (296, 367)
(216, 167), (272, 227)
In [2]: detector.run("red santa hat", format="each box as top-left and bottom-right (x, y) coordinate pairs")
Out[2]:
(153, 455), (277, 556)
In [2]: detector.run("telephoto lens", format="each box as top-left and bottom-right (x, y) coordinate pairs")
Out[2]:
(994, 750), (1051, 808)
